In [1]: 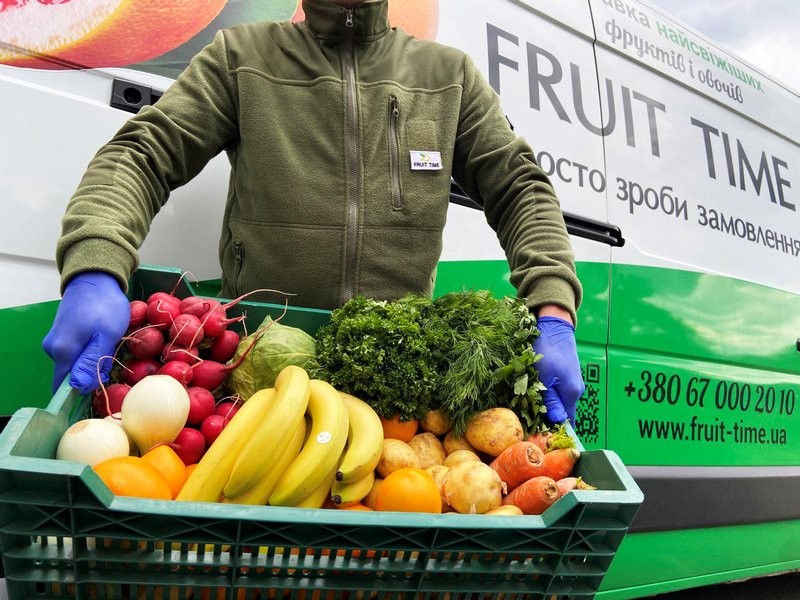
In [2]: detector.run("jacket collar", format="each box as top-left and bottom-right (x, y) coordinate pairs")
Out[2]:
(302, 0), (390, 42)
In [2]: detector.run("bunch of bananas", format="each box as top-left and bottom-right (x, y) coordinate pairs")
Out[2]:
(176, 365), (384, 508)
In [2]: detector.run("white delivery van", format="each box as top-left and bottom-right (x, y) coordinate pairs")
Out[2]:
(0, 1), (798, 597)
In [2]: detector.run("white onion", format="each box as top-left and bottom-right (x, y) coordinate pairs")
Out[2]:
(121, 374), (190, 455)
(104, 414), (136, 455)
(56, 418), (131, 467)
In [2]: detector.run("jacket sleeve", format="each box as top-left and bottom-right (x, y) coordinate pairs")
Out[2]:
(451, 54), (583, 322)
(56, 29), (239, 293)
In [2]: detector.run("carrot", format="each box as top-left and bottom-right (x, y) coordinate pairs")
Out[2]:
(489, 441), (546, 491)
(526, 430), (552, 453)
(502, 476), (559, 515)
(543, 447), (581, 481)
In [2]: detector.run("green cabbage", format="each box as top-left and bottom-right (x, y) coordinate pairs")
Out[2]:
(226, 315), (316, 400)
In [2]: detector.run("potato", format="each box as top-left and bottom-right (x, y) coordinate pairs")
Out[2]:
(443, 461), (504, 514)
(425, 464), (452, 512)
(376, 439), (421, 477)
(484, 504), (524, 516)
(443, 449), (482, 468)
(419, 408), (451, 436)
(442, 431), (477, 455)
(464, 407), (523, 457)
(408, 432), (446, 468)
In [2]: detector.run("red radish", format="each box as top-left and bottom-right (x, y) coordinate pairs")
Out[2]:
(121, 358), (161, 386)
(186, 386), (216, 426)
(200, 414), (228, 446)
(199, 304), (245, 338)
(147, 291), (180, 306)
(489, 441), (546, 492)
(146, 296), (181, 329)
(125, 326), (166, 359)
(209, 329), (241, 363)
(502, 475), (560, 515)
(170, 427), (207, 465)
(188, 318), (276, 390)
(215, 400), (241, 420)
(158, 360), (194, 386)
(197, 287), (286, 338)
(161, 344), (200, 364)
(169, 313), (205, 347)
(179, 296), (220, 318)
(129, 300), (148, 329)
(92, 383), (131, 418)
(543, 448), (581, 481)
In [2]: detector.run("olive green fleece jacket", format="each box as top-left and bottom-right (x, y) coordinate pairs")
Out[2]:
(57, 0), (582, 318)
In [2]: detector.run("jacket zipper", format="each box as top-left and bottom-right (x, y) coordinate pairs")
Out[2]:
(233, 240), (245, 297)
(388, 95), (402, 210)
(340, 8), (360, 305)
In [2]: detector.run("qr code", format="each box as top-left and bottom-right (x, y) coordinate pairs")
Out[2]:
(575, 362), (600, 445)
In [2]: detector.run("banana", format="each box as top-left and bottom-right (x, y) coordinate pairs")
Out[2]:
(268, 379), (349, 507)
(176, 388), (275, 503)
(294, 464), (338, 509)
(222, 414), (307, 505)
(223, 365), (311, 498)
(330, 469), (375, 507)
(335, 392), (384, 484)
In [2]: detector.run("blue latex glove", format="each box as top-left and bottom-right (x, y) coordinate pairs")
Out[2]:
(533, 316), (585, 424)
(42, 271), (130, 394)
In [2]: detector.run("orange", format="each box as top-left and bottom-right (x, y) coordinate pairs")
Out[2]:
(374, 467), (442, 513)
(292, 0), (439, 40)
(142, 445), (187, 499)
(379, 414), (418, 442)
(93, 455), (172, 500)
(0, 0), (226, 69)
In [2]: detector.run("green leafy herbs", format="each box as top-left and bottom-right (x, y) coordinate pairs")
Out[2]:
(309, 296), (438, 421)
(429, 291), (546, 436)
(311, 291), (547, 433)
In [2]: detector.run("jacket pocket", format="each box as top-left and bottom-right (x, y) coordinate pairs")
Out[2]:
(388, 95), (402, 211)
(232, 240), (245, 298)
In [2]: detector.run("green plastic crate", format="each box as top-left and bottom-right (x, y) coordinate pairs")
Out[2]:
(0, 266), (643, 599)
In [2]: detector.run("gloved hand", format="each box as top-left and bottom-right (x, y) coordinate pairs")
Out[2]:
(42, 271), (130, 395)
(533, 315), (585, 424)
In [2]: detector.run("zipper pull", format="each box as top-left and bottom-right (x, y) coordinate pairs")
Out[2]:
(233, 241), (242, 263)
(390, 95), (399, 118)
(345, 9), (354, 28)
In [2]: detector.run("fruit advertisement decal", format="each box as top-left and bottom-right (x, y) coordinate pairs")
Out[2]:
(0, 0), (438, 76)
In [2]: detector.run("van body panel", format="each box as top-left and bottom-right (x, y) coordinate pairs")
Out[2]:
(1, 0), (798, 596)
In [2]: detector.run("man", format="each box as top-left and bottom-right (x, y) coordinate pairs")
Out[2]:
(43, 0), (584, 423)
